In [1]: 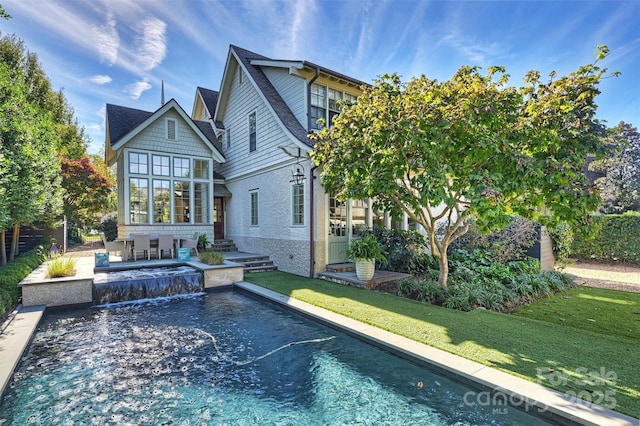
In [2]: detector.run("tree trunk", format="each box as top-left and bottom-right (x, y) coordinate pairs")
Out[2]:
(1, 229), (6, 265)
(10, 223), (20, 261)
(438, 250), (449, 288)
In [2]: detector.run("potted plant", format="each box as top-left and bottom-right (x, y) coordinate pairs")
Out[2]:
(346, 234), (385, 281)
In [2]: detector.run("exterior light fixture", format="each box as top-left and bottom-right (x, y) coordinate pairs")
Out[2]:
(290, 163), (306, 185)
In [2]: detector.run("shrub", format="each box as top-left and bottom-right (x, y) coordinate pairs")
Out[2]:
(571, 213), (640, 264)
(46, 256), (77, 278)
(370, 227), (436, 274)
(0, 246), (46, 317)
(199, 250), (224, 265)
(97, 213), (118, 242)
(547, 222), (573, 269)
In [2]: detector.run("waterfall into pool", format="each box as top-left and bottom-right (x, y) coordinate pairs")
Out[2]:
(93, 266), (204, 305)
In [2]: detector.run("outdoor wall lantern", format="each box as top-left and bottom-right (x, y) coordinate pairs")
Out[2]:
(290, 162), (306, 185)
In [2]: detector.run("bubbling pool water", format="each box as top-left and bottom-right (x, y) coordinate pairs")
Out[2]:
(0, 290), (555, 425)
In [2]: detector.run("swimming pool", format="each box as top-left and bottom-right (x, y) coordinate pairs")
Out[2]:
(0, 290), (554, 425)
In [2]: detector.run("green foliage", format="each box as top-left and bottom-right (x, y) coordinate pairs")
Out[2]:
(571, 213), (640, 263)
(312, 47), (614, 287)
(197, 234), (210, 250)
(45, 255), (77, 278)
(97, 213), (118, 242)
(345, 233), (385, 261)
(589, 122), (640, 213)
(547, 222), (574, 269)
(449, 216), (537, 264)
(370, 227), (437, 274)
(0, 246), (44, 316)
(198, 250), (225, 265)
(60, 156), (111, 229)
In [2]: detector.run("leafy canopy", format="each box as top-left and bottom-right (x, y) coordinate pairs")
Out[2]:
(312, 45), (614, 286)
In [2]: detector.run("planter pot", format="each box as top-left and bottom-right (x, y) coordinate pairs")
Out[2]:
(355, 258), (375, 281)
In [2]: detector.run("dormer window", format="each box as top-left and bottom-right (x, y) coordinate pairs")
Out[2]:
(166, 118), (176, 140)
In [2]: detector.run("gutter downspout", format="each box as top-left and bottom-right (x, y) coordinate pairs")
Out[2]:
(309, 165), (318, 278)
(307, 67), (320, 278)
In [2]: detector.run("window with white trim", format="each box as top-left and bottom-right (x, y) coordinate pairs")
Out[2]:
(310, 83), (357, 130)
(250, 191), (259, 226)
(152, 179), (170, 223)
(129, 152), (148, 174)
(226, 128), (231, 149)
(152, 155), (170, 176)
(292, 183), (304, 225)
(166, 118), (177, 140)
(193, 159), (209, 179)
(174, 181), (190, 223)
(174, 157), (190, 177)
(249, 112), (256, 152)
(129, 178), (148, 223)
(194, 182), (209, 223)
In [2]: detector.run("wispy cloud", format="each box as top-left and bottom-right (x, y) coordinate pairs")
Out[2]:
(89, 75), (112, 85)
(134, 17), (167, 71)
(125, 78), (152, 100)
(92, 13), (119, 65)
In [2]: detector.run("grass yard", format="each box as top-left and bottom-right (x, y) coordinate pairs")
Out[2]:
(244, 271), (640, 419)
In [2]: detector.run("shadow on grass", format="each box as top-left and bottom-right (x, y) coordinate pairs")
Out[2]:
(244, 271), (640, 419)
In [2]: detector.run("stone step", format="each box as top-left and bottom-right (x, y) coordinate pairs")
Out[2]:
(242, 260), (275, 268)
(244, 265), (278, 273)
(326, 262), (355, 273)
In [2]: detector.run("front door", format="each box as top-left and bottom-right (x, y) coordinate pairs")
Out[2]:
(214, 197), (224, 240)
(327, 197), (349, 264)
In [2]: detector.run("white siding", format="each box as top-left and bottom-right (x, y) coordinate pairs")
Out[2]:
(263, 67), (307, 129)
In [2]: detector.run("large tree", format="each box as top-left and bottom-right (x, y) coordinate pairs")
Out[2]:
(312, 46), (614, 286)
(589, 122), (640, 213)
(60, 156), (111, 229)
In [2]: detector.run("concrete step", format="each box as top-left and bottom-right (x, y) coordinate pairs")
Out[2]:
(326, 262), (355, 273)
(244, 265), (278, 273)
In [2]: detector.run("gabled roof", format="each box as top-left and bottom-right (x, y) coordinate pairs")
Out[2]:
(195, 87), (225, 129)
(106, 99), (225, 163)
(216, 45), (366, 150)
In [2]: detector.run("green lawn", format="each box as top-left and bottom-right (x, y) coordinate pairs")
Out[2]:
(244, 271), (640, 419)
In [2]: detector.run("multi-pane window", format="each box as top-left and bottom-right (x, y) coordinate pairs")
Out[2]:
(249, 112), (256, 152)
(193, 159), (209, 179)
(129, 178), (148, 223)
(174, 181), (190, 223)
(152, 180), (170, 223)
(310, 83), (358, 130)
(292, 183), (304, 225)
(152, 155), (170, 176)
(174, 157), (190, 177)
(352, 199), (369, 236)
(226, 128), (231, 148)
(310, 84), (327, 130)
(328, 88), (342, 127)
(250, 191), (259, 226)
(129, 152), (148, 174)
(194, 183), (209, 223)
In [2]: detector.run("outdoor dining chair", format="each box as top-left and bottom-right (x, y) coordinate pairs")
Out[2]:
(100, 232), (124, 257)
(181, 232), (199, 257)
(132, 234), (152, 261)
(157, 234), (175, 259)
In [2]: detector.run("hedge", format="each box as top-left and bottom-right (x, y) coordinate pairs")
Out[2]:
(0, 246), (45, 317)
(571, 213), (640, 264)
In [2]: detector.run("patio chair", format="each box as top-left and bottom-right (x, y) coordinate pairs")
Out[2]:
(132, 234), (152, 261)
(100, 232), (124, 257)
(181, 232), (199, 257)
(157, 234), (174, 259)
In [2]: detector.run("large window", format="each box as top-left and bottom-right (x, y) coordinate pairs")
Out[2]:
(174, 181), (190, 223)
(249, 112), (256, 152)
(153, 180), (170, 223)
(129, 178), (148, 223)
(129, 152), (148, 174)
(174, 157), (190, 177)
(194, 183), (209, 223)
(310, 83), (357, 130)
(292, 184), (304, 225)
(153, 155), (170, 176)
(193, 159), (209, 179)
(250, 191), (259, 226)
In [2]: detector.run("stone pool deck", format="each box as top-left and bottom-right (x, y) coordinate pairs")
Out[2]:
(1, 267), (638, 425)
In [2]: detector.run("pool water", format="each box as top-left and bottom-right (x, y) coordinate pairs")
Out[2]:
(0, 290), (553, 425)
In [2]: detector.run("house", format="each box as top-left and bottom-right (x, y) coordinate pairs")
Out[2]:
(106, 45), (404, 276)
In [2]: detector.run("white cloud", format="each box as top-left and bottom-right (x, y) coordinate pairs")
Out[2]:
(89, 75), (113, 85)
(125, 78), (152, 100)
(134, 17), (167, 71)
(92, 13), (120, 65)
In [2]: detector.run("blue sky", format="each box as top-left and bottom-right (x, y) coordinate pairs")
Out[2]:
(2, 0), (639, 154)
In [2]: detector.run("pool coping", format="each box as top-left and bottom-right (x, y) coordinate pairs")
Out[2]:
(234, 281), (639, 426)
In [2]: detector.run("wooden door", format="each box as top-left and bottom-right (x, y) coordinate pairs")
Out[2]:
(214, 197), (224, 240)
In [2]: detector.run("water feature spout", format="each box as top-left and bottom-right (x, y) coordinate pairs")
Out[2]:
(93, 266), (204, 305)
